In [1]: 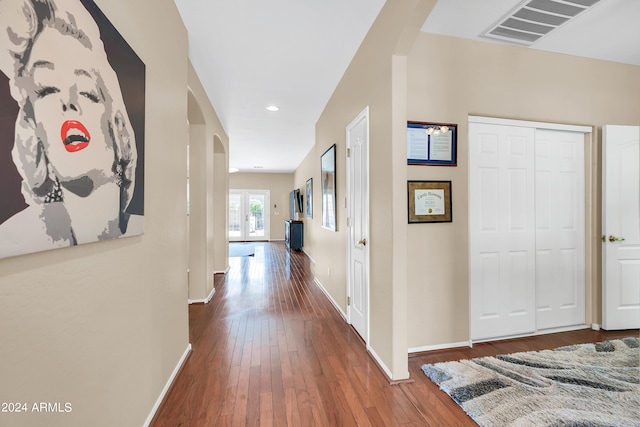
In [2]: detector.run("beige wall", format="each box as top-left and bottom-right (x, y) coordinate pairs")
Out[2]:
(405, 33), (640, 349)
(188, 124), (212, 301)
(229, 172), (294, 240)
(293, 148), (319, 273)
(213, 136), (229, 273)
(0, 1), (192, 426)
(294, 0), (436, 380)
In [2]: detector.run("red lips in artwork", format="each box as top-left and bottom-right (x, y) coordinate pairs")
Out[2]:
(60, 120), (91, 153)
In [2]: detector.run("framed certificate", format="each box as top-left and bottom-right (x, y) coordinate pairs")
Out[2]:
(407, 121), (457, 166)
(408, 181), (452, 223)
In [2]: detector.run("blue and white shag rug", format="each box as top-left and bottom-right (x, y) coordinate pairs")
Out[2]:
(422, 337), (640, 427)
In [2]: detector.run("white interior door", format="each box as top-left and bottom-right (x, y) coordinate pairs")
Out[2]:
(229, 190), (270, 242)
(535, 130), (585, 330)
(469, 123), (536, 340)
(347, 108), (369, 342)
(602, 125), (640, 330)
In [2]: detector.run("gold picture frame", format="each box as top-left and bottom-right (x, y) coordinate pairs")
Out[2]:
(408, 181), (452, 223)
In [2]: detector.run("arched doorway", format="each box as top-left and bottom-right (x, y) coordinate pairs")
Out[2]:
(187, 89), (215, 303)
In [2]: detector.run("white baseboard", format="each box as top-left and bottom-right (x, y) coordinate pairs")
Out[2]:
(188, 286), (215, 305)
(144, 343), (192, 427)
(410, 325), (593, 352)
(312, 276), (407, 381)
(472, 324), (590, 344)
(408, 340), (472, 354)
(313, 277), (347, 320)
(214, 265), (230, 275)
(367, 345), (395, 380)
(537, 324), (590, 335)
(304, 251), (316, 265)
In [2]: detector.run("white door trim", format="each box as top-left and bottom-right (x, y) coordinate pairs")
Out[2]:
(469, 116), (592, 134)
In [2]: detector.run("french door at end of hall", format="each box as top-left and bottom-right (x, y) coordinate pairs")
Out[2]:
(229, 190), (270, 242)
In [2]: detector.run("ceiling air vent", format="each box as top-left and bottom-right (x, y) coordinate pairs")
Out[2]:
(482, 0), (602, 46)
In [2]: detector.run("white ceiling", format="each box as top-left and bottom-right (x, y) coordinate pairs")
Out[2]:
(174, 0), (640, 174)
(173, 0), (386, 173)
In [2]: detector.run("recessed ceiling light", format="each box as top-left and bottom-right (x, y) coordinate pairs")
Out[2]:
(266, 105), (279, 112)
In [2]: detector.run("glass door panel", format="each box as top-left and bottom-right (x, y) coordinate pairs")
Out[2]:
(248, 193), (265, 238)
(229, 190), (270, 241)
(229, 192), (243, 240)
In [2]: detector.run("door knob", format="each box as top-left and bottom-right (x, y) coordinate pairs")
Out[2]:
(358, 238), (367, 246)
(608, 235), (625, 243)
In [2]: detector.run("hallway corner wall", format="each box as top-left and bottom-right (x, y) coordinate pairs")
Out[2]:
(295, 0), (437, 381)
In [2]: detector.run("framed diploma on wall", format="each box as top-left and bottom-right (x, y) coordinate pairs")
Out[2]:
(408, 181), (452, 223)
(407, 121), (457, 166)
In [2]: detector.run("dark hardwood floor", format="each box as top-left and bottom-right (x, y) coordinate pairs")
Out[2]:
(150, 242), (638, 426)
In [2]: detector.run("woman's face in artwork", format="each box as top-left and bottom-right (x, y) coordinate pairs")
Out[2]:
(24, 26), (114, 185)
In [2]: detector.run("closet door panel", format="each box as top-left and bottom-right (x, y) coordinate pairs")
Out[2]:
(535, 130), (585, 330)
(471, 123), (586, 341)
(470, 123), (536, 340)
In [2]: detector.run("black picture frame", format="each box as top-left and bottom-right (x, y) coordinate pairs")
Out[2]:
(407, 121), (457, 166)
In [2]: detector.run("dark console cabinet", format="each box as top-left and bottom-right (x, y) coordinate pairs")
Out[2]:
(285, 220), (303, 250)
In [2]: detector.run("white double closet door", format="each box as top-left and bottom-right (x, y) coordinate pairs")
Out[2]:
(469, 119), (586, 341)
